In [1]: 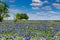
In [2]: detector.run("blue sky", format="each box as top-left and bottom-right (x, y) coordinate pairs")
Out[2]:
(3, 0), (60, 20)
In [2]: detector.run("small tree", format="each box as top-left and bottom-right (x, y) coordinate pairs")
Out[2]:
(5, 13), (10, 20)
(14, 13), (29, 21)
(15, 13), (20, 20)
(20, 13), (29, 20)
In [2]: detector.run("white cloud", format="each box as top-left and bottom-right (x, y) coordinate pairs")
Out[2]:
(44, 0), (48, 3)
(30, 1), (43, 7)
(32, 0), (41, 3)
(56, 0), (60, 2)
(30, 0), (43, 9)
(30, 2), (43, 7)
(36, 12), (48, 16)
(8, 9), (60, 20)
(53, 3), (60, 9)
(27, 12), (57, 20)
(30, 0), (50, 10)
(8, 8), (23, 20)
(32, 7), (39, 10)
(47, 15), (60, 20)
(27, 12), (42, 20)
(9, 8), (23, 14)
(41, 6), (52, 10)
(49, 11), (60, 15)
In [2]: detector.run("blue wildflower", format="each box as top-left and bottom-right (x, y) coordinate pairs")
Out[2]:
(58, 36), (60, 40)
(50, 34), (54, 38)
(6, 36), (11, 38)
(23, 37), (27, 40)
(0, 36), (2, 38)
(27, 37), (31, 40)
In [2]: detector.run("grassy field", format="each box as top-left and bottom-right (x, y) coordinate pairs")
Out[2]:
(0, 20), (60, 40)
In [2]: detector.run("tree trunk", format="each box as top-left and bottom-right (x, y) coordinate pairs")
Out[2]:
(0, 16), (3, 22)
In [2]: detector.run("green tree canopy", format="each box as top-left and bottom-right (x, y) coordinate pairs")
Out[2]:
(20, 13), (29, 20)
(15, 13), (29, 21)
(0, 0), (9, 22)
(6, 13), (10, 17)
(15, 13), (20, 20)
(5, 13), (10, 20)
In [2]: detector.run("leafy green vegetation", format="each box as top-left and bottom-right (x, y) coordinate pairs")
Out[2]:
(0, 0), (9, 22)
(14, 13), (29, 22)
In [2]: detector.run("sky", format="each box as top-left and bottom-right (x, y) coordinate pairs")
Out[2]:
(2, 0), (60, 20)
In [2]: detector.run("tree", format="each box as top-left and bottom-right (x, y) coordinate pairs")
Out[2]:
(0, 0), (9, 22)
(15, 13), (20, 20)
(5, 13), (10, 20)
(15, 13), (29, 21)
(20, 13), (29, 20)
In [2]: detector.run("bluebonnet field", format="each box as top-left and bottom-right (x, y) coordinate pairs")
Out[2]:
(0, 20), (60, 40)
(0, 0), (60, 40)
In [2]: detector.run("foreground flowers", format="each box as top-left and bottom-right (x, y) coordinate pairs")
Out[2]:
(0, 22), (60, 40)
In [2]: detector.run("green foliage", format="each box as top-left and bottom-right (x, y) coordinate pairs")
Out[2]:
(0, 16), (3, 22)
(15, 13), (20, 20)
(20, 13), (29, 20)
(6, 38), (13, 40)
(46, 36), (52, 40)
(15, 13), (29, 21)
(14, 19), (17, 22)
(6, 13), (10, 17)
(0, 0), (9, 22)
(5, 13), (10, 20)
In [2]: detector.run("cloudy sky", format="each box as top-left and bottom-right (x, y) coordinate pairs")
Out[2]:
(3, 0), (60, 20)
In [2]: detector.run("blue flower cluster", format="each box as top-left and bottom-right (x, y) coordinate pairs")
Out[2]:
(0, 22), (60, 40)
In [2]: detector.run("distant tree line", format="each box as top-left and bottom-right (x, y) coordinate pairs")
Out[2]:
(0, 0), (29, 22)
